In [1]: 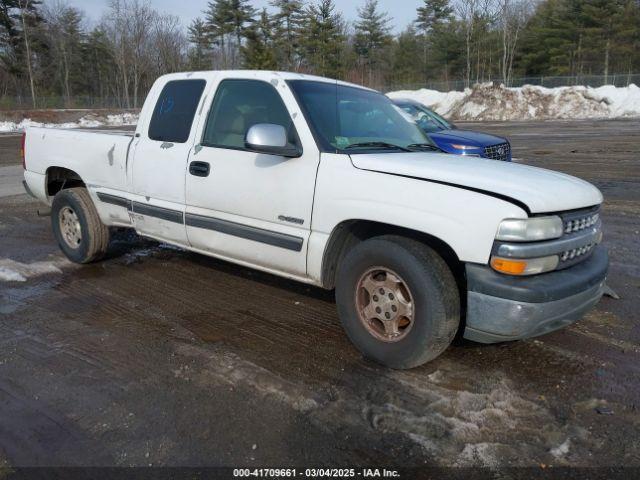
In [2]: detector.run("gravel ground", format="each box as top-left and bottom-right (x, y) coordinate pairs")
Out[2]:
(0, 119), (638, 471)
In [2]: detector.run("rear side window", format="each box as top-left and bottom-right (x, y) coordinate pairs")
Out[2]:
(202, 79), (295, 150)
(149, 79), (206, 143)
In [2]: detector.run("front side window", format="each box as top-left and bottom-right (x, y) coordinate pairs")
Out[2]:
(288, 80), (432, 153)
(149, 79), (206, 143)
(202, 79), (297, 150)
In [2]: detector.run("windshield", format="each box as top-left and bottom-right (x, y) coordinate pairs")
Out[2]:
(288, 80), (432, 153)
(397, 103), (452, 133)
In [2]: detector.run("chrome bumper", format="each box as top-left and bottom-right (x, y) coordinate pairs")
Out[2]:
(463, 246), (608, 343)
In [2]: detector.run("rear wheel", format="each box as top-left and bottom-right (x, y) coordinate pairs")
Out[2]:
(51, 188), (110, 264)
(336, 235), (460, 369)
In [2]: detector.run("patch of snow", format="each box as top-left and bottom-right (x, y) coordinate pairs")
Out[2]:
(455, 443), (500, 468)
(550, 438), (571, 459)
(0, 266), (26, 282)
(104, 112), (139, 127)
(407, 433), (439, 454)
(0, 258), (68, 282)
(0, 112), (139, 133)
(388, 83), (640, 121)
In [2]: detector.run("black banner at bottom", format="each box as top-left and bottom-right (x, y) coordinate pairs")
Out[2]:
(0, 467), (636, 480)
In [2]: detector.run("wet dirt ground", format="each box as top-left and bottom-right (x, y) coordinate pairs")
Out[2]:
(0, 119), (638, 469)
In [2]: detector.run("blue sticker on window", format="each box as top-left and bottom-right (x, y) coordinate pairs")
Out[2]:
(159, 97), (175, 114)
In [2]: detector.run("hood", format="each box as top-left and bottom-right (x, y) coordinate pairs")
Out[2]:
(429, 129), (506, 146)
(350, 152), (602, 214)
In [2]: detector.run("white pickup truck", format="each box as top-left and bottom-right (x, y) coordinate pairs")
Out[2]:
(22, 71), (608, 369)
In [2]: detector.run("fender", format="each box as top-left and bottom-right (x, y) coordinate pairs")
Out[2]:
(306, 153), (529, 283)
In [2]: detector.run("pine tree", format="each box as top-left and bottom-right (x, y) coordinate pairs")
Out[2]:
(354, 0), (391, 87)
(389, 26), (423, 87)
(45, 4), (84, 102)
(301, 0), (346, 78)
(188, 18), (211, 70)
(270, 0), (304, 71)
(581, 0), (626, 80)
(227, 0), (256, 48)
(81, 27), (116, 103)
(416, 0), (453, 35)
(0, 0), (46, 105)
(204, 0), (255, 68)
(429, 17), (465, 87)
(415, 0), (453, 82)
(204, 0), (233, 67)
(615, 0), (640, 77)
(242, 8), (277, 69)
(0, 0), (21, 76)
(517, 0), (639, 78)
(519, 0), (588, 76)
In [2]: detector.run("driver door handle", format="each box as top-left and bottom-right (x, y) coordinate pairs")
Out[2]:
(189, 161), (210, 177)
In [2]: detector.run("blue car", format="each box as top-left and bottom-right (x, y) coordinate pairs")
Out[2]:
(392, 98), (512, 161)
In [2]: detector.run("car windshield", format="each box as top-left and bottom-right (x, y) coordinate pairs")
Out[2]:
(288, 80), (432, 153)
(397, 103), (452, 133)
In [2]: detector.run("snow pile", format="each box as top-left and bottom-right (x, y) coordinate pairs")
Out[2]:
(388, 83), (640, 121)
(0, 112), (138, 133)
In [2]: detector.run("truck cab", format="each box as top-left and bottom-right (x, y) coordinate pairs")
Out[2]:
(22, 71), (608, 369)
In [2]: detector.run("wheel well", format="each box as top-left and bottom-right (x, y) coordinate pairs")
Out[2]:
(46, 167), (85, 197)
(321, 220), (466, 295)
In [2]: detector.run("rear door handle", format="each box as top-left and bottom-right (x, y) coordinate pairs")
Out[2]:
(189, 161), (210, 177)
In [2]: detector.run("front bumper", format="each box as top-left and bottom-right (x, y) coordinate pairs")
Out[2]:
(463, 246), (608, 343)
(22, 179), (36, 198)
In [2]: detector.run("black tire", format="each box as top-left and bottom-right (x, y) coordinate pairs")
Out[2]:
(335, 235), (460, 369)
(51, 188), (110, 264)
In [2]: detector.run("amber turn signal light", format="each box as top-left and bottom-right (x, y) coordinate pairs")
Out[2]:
(490, 257), (528, 275)
(490, 255), (559, 276)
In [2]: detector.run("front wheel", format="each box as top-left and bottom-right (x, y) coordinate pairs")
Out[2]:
(51, 188), (110, 264)
(335, 235), (460, 369)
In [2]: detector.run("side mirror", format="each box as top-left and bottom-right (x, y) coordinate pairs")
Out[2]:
(245, 123), (302, 158)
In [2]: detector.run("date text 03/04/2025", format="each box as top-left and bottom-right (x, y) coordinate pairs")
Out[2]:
(232, 468), (401, 478)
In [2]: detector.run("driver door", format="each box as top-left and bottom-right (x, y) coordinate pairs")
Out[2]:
(185, 77), (319, 277)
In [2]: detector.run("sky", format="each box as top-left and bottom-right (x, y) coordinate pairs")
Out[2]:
(60, 0), (423, 34)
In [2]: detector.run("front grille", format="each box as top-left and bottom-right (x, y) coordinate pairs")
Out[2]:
(558, 242), (597, 264)
(557, 206), (602, 269)
(563, 212), (600, 234)
(484, 142), (511, 161)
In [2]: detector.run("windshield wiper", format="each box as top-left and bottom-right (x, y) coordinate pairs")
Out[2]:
(344, 141), (411, 152)
(406, 143), (445, 152)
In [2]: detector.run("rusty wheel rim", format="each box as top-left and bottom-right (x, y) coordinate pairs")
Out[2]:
(59, 206), (82, 249)
(355, 267), (415, 343)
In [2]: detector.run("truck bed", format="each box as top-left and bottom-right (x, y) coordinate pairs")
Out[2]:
(24, 127), (135, 203)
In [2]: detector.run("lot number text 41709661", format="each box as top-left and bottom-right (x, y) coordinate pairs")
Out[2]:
(233, 468), (401, 478)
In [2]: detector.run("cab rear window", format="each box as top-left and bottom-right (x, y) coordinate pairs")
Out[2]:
(149, 79), (206, 143)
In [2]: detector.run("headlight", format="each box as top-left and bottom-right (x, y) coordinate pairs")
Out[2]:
(496, 216), (563, 242)
(450, 144), (482, 151)
(490, 255), (559, 276)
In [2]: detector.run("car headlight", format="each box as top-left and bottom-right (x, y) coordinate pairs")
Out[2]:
(496, 216), (564, 242)
(450, 144), (482, 151)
